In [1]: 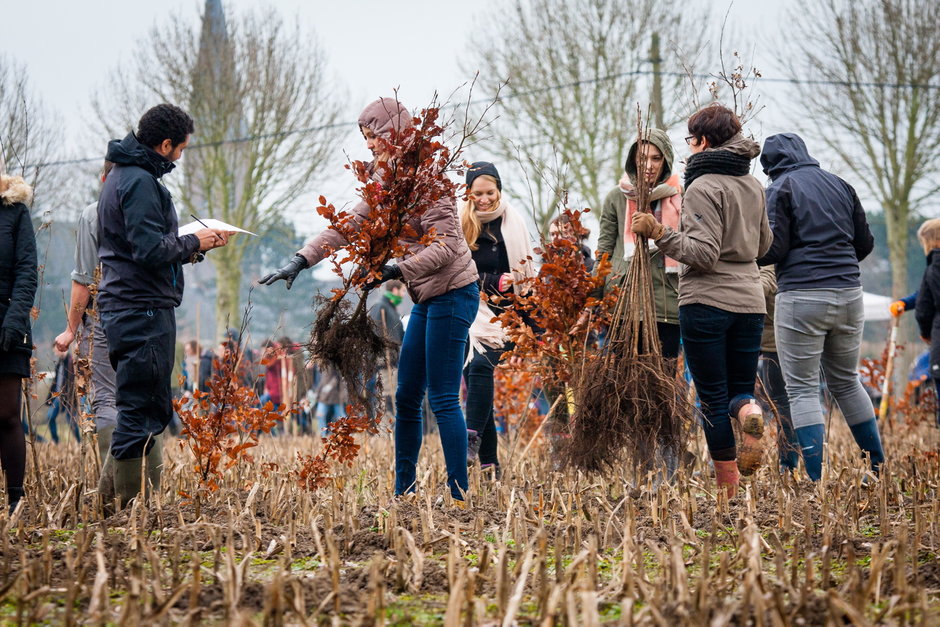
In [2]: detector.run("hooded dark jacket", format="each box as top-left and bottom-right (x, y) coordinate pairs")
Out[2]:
(915, 249), (940, 374)
(97, 133), (201, 311)
(756, 133), (874, 291)
(298, 98), (477, 303)
(0, 175), (38, 376)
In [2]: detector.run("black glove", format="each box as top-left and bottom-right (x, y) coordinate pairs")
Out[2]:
(0, 327), (23, 352)
(258, 254), (309, 290)
(363, 264), (403, 290)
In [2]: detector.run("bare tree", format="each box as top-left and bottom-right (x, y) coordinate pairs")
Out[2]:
(92, 2), (347, 330)
(0, 55), (60, 206)
(461, 0), (709, 233)
(780, 0), (940, 299)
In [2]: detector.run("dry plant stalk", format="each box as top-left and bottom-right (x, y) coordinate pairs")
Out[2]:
(566, 109), (693, 473)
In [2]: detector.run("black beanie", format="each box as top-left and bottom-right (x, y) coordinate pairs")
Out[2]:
(466, 161), (502, 191)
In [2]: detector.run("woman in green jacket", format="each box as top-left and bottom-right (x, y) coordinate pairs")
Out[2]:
(596, 128), (682, 363)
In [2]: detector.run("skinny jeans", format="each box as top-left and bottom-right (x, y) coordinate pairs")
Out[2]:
(679, 304), (763, 461)
(774, 288), (874, 429)
(395, 282), (478, 499)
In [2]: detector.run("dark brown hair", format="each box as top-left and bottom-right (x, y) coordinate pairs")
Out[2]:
(687, 104), (741, 148)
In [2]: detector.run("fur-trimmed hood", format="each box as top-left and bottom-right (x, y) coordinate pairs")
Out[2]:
(0, 175), (34, 207)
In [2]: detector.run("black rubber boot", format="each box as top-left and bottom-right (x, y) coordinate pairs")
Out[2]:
(7, 486), (24, 515)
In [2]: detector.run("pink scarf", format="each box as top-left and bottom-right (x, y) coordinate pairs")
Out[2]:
(621, 173), (682, 271)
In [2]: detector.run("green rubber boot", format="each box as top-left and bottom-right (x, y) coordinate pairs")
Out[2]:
(95, 425), (115, 467)
(113, 436), (164, 508)
(113, 456), (146, 509)
(98, 453), (117, 515)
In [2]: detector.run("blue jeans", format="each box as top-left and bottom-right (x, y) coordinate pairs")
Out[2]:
(395, 282), (479, 499)
(46, 396), (80, 443)
(679, 304), (763, 461)
(316, 402), (346, 434)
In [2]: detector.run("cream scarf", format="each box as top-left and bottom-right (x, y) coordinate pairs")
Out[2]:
(467, 199), (536, 356)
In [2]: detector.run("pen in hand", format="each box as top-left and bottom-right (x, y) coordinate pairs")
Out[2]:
(191, 214), (225, 244)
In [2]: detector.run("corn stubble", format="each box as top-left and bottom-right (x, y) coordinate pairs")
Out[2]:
(1, 413), (938, 624)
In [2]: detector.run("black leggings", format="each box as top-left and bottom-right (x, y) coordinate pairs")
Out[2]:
(0, 375), (26, 491)
(463, 344), (508, 466)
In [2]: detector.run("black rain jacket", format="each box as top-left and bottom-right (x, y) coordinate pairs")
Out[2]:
(97, 133), (200, 311)
(757, 133), (874, 292)
(915, 249), (940, 374)
(0, 194), (38, 355)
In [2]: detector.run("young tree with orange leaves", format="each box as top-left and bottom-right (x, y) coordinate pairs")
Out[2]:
(497, 209), (616, 427)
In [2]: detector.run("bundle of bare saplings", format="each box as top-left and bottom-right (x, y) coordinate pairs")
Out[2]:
(567, 116), (695, 475)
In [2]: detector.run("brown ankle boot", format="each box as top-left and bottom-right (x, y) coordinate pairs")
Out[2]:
(735, 400), (765, 476)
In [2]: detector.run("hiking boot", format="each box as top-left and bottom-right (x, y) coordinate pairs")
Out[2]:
(466, 429), (481, 464)
(735, 399), (765, 476)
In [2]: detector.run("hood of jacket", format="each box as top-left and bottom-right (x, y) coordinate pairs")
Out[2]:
(358, 97), (414, 141)
(711, 132), (761, 160)
(105, 132), (175, 179)
(625, 127), (674, 185)
(0, 175), (34, 207)
(760, 133), (820, 179)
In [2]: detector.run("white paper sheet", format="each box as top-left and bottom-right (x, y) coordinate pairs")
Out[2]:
(178, 218), (257, 237)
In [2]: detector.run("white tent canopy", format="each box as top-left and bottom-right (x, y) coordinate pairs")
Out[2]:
(863, 292), (894, 322)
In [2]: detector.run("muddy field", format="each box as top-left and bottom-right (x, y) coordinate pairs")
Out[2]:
(2, 415), (939, 625)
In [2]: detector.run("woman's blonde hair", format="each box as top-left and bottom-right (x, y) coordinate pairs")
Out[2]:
(918, 218), (940, 249)
(459, 174), (501, 251)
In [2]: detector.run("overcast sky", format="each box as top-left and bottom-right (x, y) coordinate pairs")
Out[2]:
(5, 0), (796, 242)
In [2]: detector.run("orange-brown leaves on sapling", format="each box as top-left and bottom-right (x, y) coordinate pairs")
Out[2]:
(497, 209), (617, 410)
(175, 325), (290, 496)
(295, 404), (376, 492)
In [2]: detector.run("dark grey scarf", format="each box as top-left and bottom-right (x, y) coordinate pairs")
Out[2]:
(684, 150), (752, 189)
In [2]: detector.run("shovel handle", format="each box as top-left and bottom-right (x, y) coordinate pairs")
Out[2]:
(878, 317), (901, 419)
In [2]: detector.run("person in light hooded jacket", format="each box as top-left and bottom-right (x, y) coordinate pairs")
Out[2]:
(260, 97), (479, 502)
(632, 104), (772, 497)
(757, 132), (883, 483)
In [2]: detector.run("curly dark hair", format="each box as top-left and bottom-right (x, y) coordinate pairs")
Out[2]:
(136, 104), (194, 149)
(687, 104), (741, 149)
